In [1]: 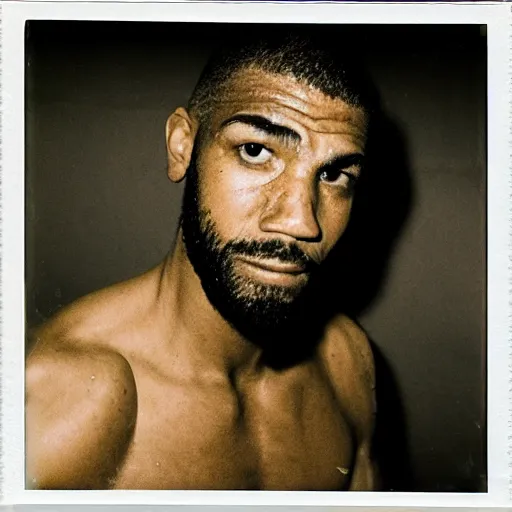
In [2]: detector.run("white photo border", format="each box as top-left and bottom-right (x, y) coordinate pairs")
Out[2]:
(1, 0), (510, 508)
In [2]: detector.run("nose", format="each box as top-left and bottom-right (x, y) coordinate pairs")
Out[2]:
(259, 174), (321, 241)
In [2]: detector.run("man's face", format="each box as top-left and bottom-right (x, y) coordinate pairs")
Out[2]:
(181, 68), (368, 341)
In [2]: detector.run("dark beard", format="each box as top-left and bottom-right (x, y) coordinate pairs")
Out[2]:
(180, 151), (325, 364)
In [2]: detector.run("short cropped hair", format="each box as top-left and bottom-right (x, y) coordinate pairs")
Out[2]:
(188, 31), (377, 124)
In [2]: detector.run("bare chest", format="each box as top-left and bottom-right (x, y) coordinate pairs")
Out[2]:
(113, 367), (354, 490)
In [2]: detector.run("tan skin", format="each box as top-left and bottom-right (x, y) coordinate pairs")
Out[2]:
(26, 68), (377, 491)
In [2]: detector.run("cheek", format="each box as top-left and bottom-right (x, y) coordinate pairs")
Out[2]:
(318, 197), (353, 250)
(197, 152), (265, 236)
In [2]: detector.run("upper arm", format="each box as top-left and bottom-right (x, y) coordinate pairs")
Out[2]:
(26, 343), (137, 489)
(320, 316), (378, 490)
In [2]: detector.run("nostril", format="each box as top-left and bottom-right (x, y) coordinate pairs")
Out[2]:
(259, 197), (321, 241)
(297, 229), (322, 244)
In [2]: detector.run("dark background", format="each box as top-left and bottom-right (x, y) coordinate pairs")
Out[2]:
(25, 22), (487, 492)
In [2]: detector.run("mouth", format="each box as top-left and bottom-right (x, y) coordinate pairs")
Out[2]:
(235, 255), (309, 286)
(238, 256), (306, 273)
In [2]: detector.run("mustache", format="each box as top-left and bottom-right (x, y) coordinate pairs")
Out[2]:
(223, 239), (317, 270)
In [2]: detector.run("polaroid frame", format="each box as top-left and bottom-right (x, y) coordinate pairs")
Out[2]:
(1, 0), (511, 509)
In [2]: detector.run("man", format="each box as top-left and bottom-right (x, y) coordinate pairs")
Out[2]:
(26, 33), (378, 490)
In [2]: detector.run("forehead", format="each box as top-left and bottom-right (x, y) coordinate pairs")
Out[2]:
(207, 67), (368, 146)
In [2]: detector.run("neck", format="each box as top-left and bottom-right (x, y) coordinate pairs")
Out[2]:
(157, 230), (265, 381)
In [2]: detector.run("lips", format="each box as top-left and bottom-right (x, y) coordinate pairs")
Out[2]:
(236, 255), (307, 275)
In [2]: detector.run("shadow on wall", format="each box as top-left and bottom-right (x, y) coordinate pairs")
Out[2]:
(323, 111), (415, 490)
(338, 112), (414, 318)
(371, 339), (414, 491)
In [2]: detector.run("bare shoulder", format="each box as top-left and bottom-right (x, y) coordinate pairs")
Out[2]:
(26, 340), (137, 489)
(24, 273), (152, 489)
(317, 314), (376, 433)
(29, 265), (160, 351)
(319, 314), (375, 391)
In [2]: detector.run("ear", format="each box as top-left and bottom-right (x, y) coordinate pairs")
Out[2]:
(165, 108), (197, 183)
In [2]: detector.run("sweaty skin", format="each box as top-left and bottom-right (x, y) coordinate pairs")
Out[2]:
(26, 69), (377, 491)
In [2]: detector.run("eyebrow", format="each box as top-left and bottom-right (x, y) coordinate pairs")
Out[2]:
(220, 114), (301, 144)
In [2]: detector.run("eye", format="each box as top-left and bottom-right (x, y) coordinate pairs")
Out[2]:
(319, 168), (356, 187)
(238, 143), (272, 165)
